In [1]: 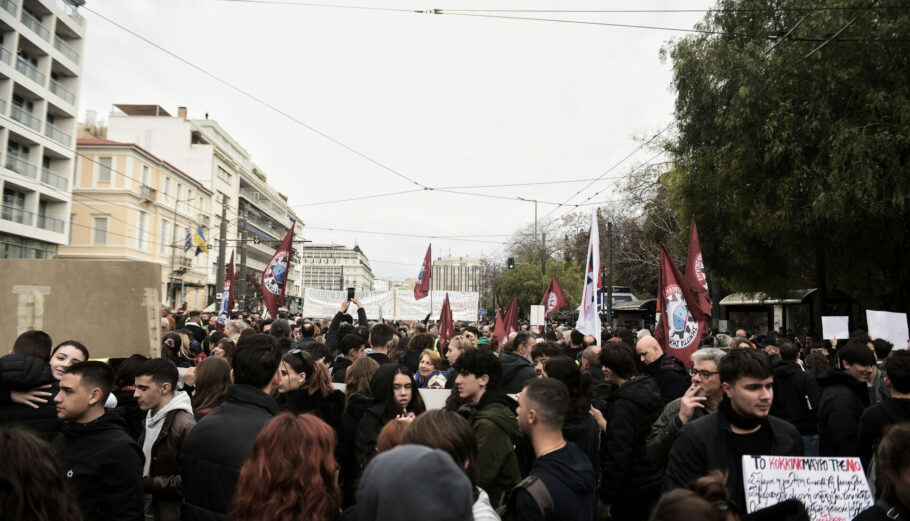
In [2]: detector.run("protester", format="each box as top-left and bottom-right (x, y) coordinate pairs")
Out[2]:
(858, 351), (910, 473)
(443, 334), (475, 386)
(134, 358), (195, 521)
(818, 342), (875, 457)
(332, 333), (366, 383)
(340, 356), (380, 508)
(0, 425), (84, 521)
(184, 311), (206, 343)
(367, 324), (397, 365)
(853, 423), (910, 520)
(50, 340), (89, 381)
(0, 330), (61, 440)
(664, 349), (803, 514)
(53, 361), (144, 521)
(564, 330), (586, 361)
(403, 332), (436, 374)
(636, 335), (689, 404)
(499, 331), (536, 394)
(541, 356), (599, 472)
(453, 349), (522, 507)
(161, 332), (194, 369)
(326, 297), (368, 355)
(189, 356), (231, 420)
(278, 350), (345, 436)
(376, 418), (409, 452)
(356, 364), (426, 469)
(598, 341), (665, 520)
(113, 354), (149, 441)
(232, 413), (341, 521)
(771, 341), (821, 456)
(416, 348), (447, 389)
(531, 341), (564, 378)
(180, 334), (282, 520)
(510, 377), (596, 521)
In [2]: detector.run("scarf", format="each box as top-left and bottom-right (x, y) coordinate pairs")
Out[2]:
(718, 395), (764, 431)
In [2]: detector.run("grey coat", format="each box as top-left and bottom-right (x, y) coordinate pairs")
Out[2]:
(645, 396), (709, 468)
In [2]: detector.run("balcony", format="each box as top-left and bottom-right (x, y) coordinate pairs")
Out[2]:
(197, 214), (210, 227)
(15, 58), (45, 86)
(174, 256), (193, 273)
(41, 167), (67, 190)
(21, 10), (49, 41)
(140, 184), (156, 202)
(53, 35), (78, 63)
(37, 213), (64, 233)
(44, 121), (70, 145)
(0, 99), (5, 115)
(11, 104), (41, 131)
(6, 154), (37, 179)
(49, 78), (75, 105)
(0, 46), (11, 65)
(1, 0), (16, 16)
(54, 0), (84, 27)
(1, 204), (30, 225)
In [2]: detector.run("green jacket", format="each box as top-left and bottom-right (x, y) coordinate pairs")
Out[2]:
(462, 393), (522, 508)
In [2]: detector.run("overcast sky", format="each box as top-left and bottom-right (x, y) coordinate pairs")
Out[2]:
(79, 0), (714, 279)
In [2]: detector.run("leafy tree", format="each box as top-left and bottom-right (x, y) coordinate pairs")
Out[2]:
(664, 0), (910, 314)
(491, 258), (583, 319)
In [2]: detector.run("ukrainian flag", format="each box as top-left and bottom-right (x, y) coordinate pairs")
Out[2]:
(192, 224), (209, 256)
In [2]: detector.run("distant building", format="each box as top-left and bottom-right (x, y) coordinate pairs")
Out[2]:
(431, 255), (482, 293)
(0, 0), (86, 258)
(297, 244), (373, 293)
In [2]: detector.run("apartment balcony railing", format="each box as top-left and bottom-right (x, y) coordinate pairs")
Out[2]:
(54, 0), (84, 26)
(1, 204), (30, 225)
(53, 35), (78, 63)
(15, 57), (46, 85)
(49, 78), (75, 105)
(0, 0), (16, 17)
(140, 184), (157, 202)
(37, 213), (64, 233)
(6, 154), (37, 179)
(21, 10), (50, 41)
(0, 46), (11, 65)
(11, 104), (42, 131)
(44, 121), (70, 145)
(41, 167), (68, 190)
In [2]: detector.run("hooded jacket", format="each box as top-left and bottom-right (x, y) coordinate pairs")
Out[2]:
(771, 359), (819, 435)
(138, 391), (196, 521)
(515, 442), (597, 521)
(858, 397), (910, 469)
(180, 384), (278, 521)
(281, 388), (346, 437)
(562, 412), (600, 474)
(643, 354), (689, 404)
(332, 356), (353, 383)
(0, 353), (61, 440)
(499, 350), (535, 395)
(356, 365), (401, 469)
(54, 411), (144, 521)
(817, 368), (870, 457)
(600, 375), (665, 505)
(459, 391), (522, 507)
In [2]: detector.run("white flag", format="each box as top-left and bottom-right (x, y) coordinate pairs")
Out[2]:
(576, 208), (602, 344)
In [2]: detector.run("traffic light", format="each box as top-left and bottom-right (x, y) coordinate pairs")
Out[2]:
(507, 257), (515, 269)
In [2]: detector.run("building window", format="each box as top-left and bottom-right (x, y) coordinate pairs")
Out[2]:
(163, 177), (171, 196)
(97, 157), (112, 183)
(217, 166), (231, 183)
(176, 184), (183, 212)
(93, 217), (108, 245)
(141, 165), (150, 187)
(160, 219), (170, 255)
(2, 188), (27, 224)
(137, 212), (148, 250)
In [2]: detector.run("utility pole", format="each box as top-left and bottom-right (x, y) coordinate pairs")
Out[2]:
(168, 201), (177, 310)
(541, 232), (546, 275)
(214, 194), (228, 309)
(237, 207), (248, 311)
(606, 221), (614, 328)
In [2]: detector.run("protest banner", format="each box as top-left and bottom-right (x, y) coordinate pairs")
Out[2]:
(743, 455), (873, 521)
(529, 305), (545, 326)
(821, 316), (850, 340)
(303, 288), (478, 321)
(866, 310), (909, 350)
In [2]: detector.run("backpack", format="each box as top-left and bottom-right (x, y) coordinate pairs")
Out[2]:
(496, 475), (554, 521)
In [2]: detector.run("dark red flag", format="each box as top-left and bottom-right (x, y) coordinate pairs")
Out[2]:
(414, 244), (432, 300)
(215, 250), (235, 331)
(438, 293), (454, 341)
(685, 216), (712, 318)
(540, 277), (569, 319)
(261, 222), (295, 319)
(503, 295), (519, 337)
(493, 308), (506, 345)
(653, 244), (707, 367)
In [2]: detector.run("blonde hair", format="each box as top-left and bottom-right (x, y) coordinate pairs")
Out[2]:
(421, 349), (442, 370)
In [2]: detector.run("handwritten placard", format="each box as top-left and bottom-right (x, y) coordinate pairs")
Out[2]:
(743, 455), (873, 521)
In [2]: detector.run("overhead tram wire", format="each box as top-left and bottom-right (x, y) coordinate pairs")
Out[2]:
(794, 0), (881, 65)
(304, 226), (504, 244)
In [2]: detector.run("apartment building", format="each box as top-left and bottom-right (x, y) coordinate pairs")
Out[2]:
(0, 0), (84, 258)
(296, 244), (373, 294)
(58, 137), (213, 310)
(431, 255), (483, 293)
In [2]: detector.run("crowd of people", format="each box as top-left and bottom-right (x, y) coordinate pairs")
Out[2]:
(1, 299), (909, 521)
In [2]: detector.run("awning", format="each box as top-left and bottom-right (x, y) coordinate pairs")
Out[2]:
(720, 290), (813, 306)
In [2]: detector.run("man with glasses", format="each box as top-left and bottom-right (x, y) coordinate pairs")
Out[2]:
(636, 335), (689, 404)
(646, 348), (726, 468)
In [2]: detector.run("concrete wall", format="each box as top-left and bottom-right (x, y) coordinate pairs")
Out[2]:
(0, 259), (162, 359)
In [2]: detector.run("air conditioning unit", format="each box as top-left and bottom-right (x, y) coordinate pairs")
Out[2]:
(140, 184), (156, 202)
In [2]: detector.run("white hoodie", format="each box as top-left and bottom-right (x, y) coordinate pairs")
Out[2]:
(142, 391), (194, 477)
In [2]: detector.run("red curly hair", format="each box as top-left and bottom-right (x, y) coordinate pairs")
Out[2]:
(233, 413), (341, 521)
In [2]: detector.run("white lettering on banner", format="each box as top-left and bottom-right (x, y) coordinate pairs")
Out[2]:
(302, 288), (478, 321)
(742, 456), (873, 521)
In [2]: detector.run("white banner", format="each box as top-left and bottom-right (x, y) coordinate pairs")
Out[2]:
(866, 310), (909, 350)
(303, 288), (478, 321)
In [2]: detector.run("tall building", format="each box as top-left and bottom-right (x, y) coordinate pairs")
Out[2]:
(431, 255), (483, 293)
(0, 0), (85, 258)
(296, 244), (373, 293)
(58, 138), (213, 310)
(105, 105), (302, 310)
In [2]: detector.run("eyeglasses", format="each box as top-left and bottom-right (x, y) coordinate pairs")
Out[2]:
(689, 368), (719, 379)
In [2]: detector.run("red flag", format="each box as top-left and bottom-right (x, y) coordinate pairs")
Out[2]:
(261, 222), (295, 318)
(414, 244), (432, 300)
(653, 245), (707, 367)
(438, 293), (454, 341)
(493, 308), (506, 345)
(685, 216), (712, 318)
(540, 277), (569, 318)
(215, 250), (235, 331)
(503, 295), (519, 337)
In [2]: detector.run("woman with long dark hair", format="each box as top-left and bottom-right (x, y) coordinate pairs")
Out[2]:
(191, 356), (232, 421)
(355, 364), (426, 469)
(278, 350), (345, 437)
(341, 357), (380, 508)
(543, 356), (600, 472)
(233, 413), (341, 521)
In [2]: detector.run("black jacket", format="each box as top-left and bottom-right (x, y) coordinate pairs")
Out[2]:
(562, 412), (600, 475)
(600, 375), (665, 505)
(664, 410), (803, 513)
(180, 384), (278, 521)
(515, 443), (597, 521)
(643, 354), (689, 404)
(771, 359), (820, 435)
(858, 397), (910, 469)
(399, 349), (422, 374)
(53, 412), (144, 521)
(326, 309), (367, 354)
(341, 392), (374, 508)
(499, 351), (535, 395)
(280, 388), (345, 437)
(114, 390), (144, 441)
(817, 369), (870, 457)
(0, 353), (61, 440)
(332, 356), (354, 384)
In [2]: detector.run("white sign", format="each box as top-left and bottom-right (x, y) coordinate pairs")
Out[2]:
(743, 455), (873, 521)
(530, 305), (545, 326)
(718, 319), (728, 333)
(821, 316), (850, 340)
(866, 310), (909, 350)
(302, 288), (479, 321)
(334, 383), (451, 410)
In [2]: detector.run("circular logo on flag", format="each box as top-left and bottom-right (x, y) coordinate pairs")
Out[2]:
(546, 292), (557, 313)
(416, 265), (425, 285)
(664, 284), (699, 349)
(694, 253), (708, 291)
(263, 252), (289, 296)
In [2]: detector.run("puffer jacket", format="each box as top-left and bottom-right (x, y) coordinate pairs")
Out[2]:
(0, 353), (61, 440)
(459, 391), (522, 508)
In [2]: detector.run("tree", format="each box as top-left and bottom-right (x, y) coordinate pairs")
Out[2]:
(491, 258), (583, 319)
(664, 0), (910, 314)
